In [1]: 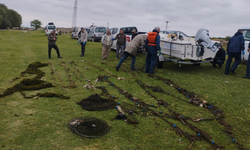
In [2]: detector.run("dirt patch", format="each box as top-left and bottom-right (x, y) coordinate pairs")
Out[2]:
(77, 94), (116, 111)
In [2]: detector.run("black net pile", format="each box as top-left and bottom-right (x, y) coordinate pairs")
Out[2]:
(77, 94), (116, 111)
(69, 117), (110, 138)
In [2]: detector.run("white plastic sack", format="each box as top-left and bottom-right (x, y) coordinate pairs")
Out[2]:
(159, 54), (164, 61)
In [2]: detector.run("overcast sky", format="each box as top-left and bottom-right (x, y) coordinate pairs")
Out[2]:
(1, 0), (250, 37)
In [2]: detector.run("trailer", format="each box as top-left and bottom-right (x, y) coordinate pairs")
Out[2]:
(157, 29), (220, 67)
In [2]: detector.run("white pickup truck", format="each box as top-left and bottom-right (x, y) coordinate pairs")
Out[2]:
(110, 26), (146, 50)
(242, 29), (250, 61)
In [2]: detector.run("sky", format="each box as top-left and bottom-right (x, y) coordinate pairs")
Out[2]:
(1, 0), (250, 37)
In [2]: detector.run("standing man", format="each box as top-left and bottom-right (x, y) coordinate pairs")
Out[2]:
(131, 29), (138, 40)
(113, 29), (126, 59)
(145, 27), (161, 74)
(48, 30), (63, 59)
(101, 30), (112, 60)
(115, 34), (147, 71)
(212, 44), (226, 68)
(225, 29), (245, 75)
(78, 27), (88, 57)
(243, 43), (250, 79)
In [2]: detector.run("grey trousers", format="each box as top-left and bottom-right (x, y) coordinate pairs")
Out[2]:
(116, 45), (125, 59)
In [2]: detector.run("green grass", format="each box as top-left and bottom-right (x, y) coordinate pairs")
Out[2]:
(0, 30), (249, 150)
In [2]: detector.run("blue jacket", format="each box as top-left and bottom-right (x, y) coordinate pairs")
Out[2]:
(227, 31), (245, 53)
(145, 29), (161, 54)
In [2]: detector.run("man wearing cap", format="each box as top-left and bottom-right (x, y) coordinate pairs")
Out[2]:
(48, 30), (63, 59)
(101, 30), (112, 60)
(225, 29), (245, 75)
(211, 44), (226, 68)
(131, 29), (138, 40)
(78, 27), (88, 57)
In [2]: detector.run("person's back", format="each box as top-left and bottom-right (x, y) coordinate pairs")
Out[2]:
(225, 29), (245, 74)
(227, 31), (244, 53)
(125, 34), (147, 56)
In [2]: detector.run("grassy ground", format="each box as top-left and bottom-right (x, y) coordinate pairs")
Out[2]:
(0, 30), (249, 150)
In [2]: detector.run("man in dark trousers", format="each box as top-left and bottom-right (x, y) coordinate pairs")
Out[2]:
(212, 44), (226, 68)
(78, 27), (88, 57)
(145, 27), (161, 74)
(243, 43), (250, 79)
(113, 29), (126, 59)
(48, 30), (63, 59)
(225, 29), (245, 74)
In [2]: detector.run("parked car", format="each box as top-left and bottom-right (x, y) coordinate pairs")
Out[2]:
(45, 24), (58, 35)
(71, 27), (90, 39)
(87, 26), (107, 42)
(242, 29), (250, 61)
(110, 26), (146, 50)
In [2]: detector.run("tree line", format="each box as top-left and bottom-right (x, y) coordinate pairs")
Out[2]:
(0, 3), (22, 29)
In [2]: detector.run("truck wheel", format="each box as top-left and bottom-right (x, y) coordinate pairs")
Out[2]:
(157, 57), (164, 68)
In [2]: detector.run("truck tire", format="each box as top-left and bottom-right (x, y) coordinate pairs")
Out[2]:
(157, 57), (164, 68)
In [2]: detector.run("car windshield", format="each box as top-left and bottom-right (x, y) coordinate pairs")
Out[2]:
(95, 27), (106, 33)
(243, 30), (250, 41)
(120, 27), (137, 34)
(48, 26), (55, 30)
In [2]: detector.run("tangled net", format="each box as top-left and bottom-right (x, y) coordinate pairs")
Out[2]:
(69, 117), (110, 138)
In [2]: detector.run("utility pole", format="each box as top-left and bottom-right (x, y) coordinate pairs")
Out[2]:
(72, 0), (77, 29)
(165, 21), (169, 30)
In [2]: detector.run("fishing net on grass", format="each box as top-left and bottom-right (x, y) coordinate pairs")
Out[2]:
(77, 94), (116, 111)
(69, 117), (110, 138)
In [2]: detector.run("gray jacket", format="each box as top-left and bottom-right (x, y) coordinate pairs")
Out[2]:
(125, 34), (147, 56)
(101, 34), (113, 46)
(78, 30), (88, 43)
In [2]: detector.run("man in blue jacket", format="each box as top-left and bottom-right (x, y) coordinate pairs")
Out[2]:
(225, 29), (245, 74)
(145, 27), (161, 74)
(243, 43), (250, 79)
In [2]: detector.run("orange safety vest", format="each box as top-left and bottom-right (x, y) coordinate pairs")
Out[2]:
(147, 32), (158, 46)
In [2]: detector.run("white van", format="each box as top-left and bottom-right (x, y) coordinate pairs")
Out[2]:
(242, 29), (250, 61)
(87, 26), (107, 42)
(45, 23), (58, 35)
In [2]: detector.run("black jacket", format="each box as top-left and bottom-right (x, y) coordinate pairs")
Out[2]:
(215, 48), (226, 62)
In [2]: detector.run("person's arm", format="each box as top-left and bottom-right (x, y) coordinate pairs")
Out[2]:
(124, 35), (126, 45)
(101, 35), (105, 45)
(240, 36), (245, 50)
(84, 32), (88, 42)
(155, 34), (161, 50)
(227, 39), (231, 53)
(114, 34), (118, 40)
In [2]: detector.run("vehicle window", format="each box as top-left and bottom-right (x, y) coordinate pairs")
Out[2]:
(85, 29), (90, 33)
(48, 26), (55, 30)
(243, 30), (250, 41)
(120, 27), (137, 34)
(111, 28), (118, 35)
(179, 32), (188, 37)
(95, 27), (106, 33)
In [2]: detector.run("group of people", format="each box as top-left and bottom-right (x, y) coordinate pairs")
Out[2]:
(47, 27), (250, 77)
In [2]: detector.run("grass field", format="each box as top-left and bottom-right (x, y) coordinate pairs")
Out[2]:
(0, 30), (249, 150)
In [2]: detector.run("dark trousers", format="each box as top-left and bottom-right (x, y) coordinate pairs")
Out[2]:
(117, 52), (136, 70)
(225, 53), (241, 74)
(246, 53), (250, 77)
(213, 59), (224, 68)
(81, 42), (86, 56)
(48, 44), (60, 58)
(145, 50), (157, 74)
